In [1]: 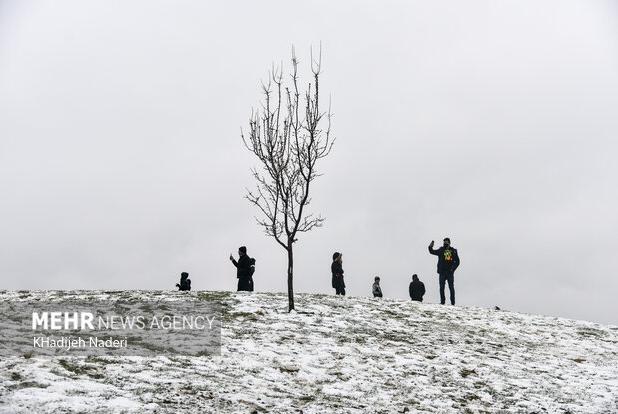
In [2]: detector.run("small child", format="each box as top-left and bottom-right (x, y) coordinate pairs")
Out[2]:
(176, 272), (191, 291)
(372, 276), (383, 298)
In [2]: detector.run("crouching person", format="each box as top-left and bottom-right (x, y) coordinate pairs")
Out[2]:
(176, 272), (191, 291)
(409, 274), (425, 302)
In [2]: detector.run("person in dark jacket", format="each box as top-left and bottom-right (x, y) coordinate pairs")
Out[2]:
(230, 246), (253, 292)
(428, 237), (460, 305)
(409, 274), (425, 302)
(176, 272), (191, 291)
(372, 276), (383, 298)
(331, 252), (346, 296)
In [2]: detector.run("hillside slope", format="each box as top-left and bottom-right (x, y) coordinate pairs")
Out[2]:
(0, 291), (617, 413)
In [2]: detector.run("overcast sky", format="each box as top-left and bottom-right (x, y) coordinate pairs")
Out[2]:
(1, 1), (617, 324)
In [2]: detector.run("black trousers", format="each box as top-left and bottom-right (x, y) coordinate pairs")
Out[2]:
(237, 277), (252, 292)
(333, 276), (346, 296)
(439, 273), (455, 305)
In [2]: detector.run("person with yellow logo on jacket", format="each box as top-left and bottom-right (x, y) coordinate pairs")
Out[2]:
(428, 237), (460, 305)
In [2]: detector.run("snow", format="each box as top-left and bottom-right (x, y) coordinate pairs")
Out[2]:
(0, 290), (617, 413)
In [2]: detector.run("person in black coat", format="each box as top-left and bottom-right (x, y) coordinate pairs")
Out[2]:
(176, 272), (191, 291)
(230, 246), (253, 292)
(409, 274), (425, 302)
(331, 252), (346, 296)
(428, 237), (460, 305)
(372, 276), (383, 298)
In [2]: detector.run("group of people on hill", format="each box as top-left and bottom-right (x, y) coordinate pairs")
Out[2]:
(371, 274), (426, 302)
(174, 237), (460, 305)
(332, 237), (460, 304)
(173, 246), (256, 292)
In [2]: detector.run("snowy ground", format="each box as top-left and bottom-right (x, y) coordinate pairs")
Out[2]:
(0, 290), (617, 413)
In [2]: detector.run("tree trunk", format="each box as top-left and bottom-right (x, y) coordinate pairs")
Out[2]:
(287, 241), (294, 312)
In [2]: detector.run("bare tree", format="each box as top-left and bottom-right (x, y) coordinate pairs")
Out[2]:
(241, 46), (334, 311)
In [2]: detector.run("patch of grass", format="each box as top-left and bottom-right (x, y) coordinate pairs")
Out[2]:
(230, 311), (262, 321)
(137, 340), (175, 354)
(577, 328), (606, 338)
(10, 372), (22, 381)
(298, 395), (315, 402)
(85, 356), (122, 365)
(195, 350), (218, 357)
(382, 308), (404, 318)
(65, 388), (89, 396)
(462, 394), (480, 401)
(460, 368), (477, 378)
(58, 359), (105, 379)
(139, 303), (154, 312)
(349, 335), (367, 344)
(197, 291), (231, 303)
(8, 381), (50, 390)
(473, 381), (487, 389)
(403, 398), (420, 407)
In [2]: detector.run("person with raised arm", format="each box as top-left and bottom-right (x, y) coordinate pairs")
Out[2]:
(230, 246), (253, 292)
(428, 237), (460, 305)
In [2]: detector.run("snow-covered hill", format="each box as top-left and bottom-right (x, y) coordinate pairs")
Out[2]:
(1, 291), (617, 413)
